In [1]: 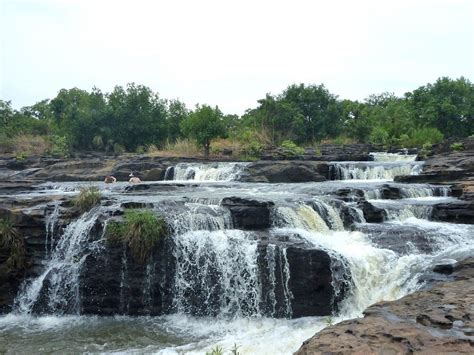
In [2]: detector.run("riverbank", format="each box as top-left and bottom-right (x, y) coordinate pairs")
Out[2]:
(296, 257), (474, 354)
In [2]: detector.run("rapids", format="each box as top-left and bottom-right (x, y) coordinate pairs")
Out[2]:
(1, 152), (473, 354)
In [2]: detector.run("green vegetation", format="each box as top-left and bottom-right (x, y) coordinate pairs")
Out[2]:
(181, 104), (226, 157)
(279, 140), (305, 156)
(0, 218), (26, 271)
(325, 316), (334, 327)
(106, 209), (167, 263)
(1, 77), (472, 157)
(73, 186), (101, 213)
(451, 142), (464, 151)
(206, 346), (224, 355)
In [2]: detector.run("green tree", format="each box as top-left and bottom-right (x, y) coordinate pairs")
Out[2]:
(181, 104), (226, 157)
(281, 83), (342, 142)
(166, 99), (188, 142)
(408, 77), (474, 137)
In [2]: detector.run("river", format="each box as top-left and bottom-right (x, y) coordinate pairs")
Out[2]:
(1, 153), (473, 354)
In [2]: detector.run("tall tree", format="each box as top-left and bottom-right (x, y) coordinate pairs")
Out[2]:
(181, 104), (226, 157)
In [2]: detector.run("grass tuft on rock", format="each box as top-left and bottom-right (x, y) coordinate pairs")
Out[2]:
(0, 218), (26, 271)
(73, 186), (101, 212)
(106, 209), (166, 263)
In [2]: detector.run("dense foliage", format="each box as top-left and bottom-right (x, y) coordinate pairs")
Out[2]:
(1, 77), (473, 156)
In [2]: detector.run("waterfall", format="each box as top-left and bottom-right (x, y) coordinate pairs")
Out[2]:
(364, 185), (451, 199)
(369, 152), (417, 162)
(159, 203), (233, 235)
(14, 208), (103, 315)
(272, 205), (330, 232)
(171, 229), (262, 317)
(45, 202), (60, 257)
(164, 162), (248, 181)
(330, 162), (422, 180)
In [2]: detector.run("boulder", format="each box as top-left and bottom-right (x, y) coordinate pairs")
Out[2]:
(432, 201), (474, 224)
(357, 200), (387, 223)
(239, 161), (328, 183)
(221, 197), (274, 230)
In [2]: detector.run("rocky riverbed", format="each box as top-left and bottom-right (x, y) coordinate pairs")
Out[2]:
(1, 140), (473, 354)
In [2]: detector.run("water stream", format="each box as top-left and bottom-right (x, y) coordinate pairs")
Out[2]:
(1, 152), (473, 354)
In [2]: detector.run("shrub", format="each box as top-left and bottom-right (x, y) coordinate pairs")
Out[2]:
(106, 209), (167, 263)
(113, 143), (126, 154)
(12, 134), (50, 156)
(73, 186), (101, 213)
(406, 127), (443, 148)
(206, 346), (224, 355)
(279, 140), (305, 156)
(450, 142), (464, 152)
(135, 145), (146, 154)
(237, 128), (264, 159)
(15, 152), (28, 162)
(146, 139), (201, 157)
(369, 127), (389, 145)
(0, 218), (26, 270)
(92, 135), (104, 150)
(48, 135), (70, 158)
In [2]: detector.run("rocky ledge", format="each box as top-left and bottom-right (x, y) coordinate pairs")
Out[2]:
(296, 257), (474, 354)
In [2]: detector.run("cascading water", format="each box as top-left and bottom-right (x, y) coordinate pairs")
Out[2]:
(369, 151), (417, 162)
(14, 208), (102, 315)
(330, 161), (423, 180)
(164, 162), (248, 181)
(3, 153), (474, 355)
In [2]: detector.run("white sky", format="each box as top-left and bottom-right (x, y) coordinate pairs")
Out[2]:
(1, 0), (473, 115)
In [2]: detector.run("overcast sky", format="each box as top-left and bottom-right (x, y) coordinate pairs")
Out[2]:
(1, 0), (473, 114)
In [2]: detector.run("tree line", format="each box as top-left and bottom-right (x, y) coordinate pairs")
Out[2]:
(1, 77), (473, 157)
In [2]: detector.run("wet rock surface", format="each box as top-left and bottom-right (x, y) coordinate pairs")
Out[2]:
(239, 161), (328, 183)
(295, 257), (474, 355)
(396, 138), (474, 201)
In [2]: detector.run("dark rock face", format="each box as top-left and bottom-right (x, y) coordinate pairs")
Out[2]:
(296, 257), (474, 355)
(432, 201), (474, 224)
(357, 200), (387, 223)
(79, 233), (350, 318)
(286, 246), (348, 317)
(0, 202), (47, 312)
(334, 188), (365, 202)
(80, 238), (175, 316)
(239, 161), (328, 183)
(221, 197), (274, 230)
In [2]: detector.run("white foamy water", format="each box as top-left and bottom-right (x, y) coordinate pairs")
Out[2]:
(165, 162), (248, 181)
(4, 153), (474, 355)
(14, 208), (103, 314)
(330, 161), (423, 180)
(369, 152), (417, 162)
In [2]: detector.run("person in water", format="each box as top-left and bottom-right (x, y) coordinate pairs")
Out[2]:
(129, 173), (142, 184)
(104, 175), (117, 183)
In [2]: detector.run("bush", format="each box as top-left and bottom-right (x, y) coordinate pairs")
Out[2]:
(0, 218), (26, 270)
(106, 209), (167, 263)
(450, 142), (464, 152)
(279, 140), (305, 156)
(405, 127), (444, 148)
(113, 143), (126, 154)
(48, 135), (70, 158)
(206, 346), (224, 355)
(369, 127), (389, 145)
(73, 186), (101, 213)
(92, 135), (104, 150)
(237, 128), (264, 159)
